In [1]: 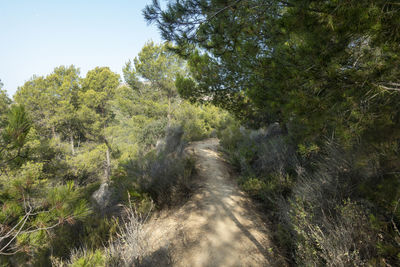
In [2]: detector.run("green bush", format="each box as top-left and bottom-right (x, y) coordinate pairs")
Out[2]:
(51, 248), (106, 267)
(173, 101), (231, 141)
(241, 177), (267, 196)
(70, 250), (105, 267)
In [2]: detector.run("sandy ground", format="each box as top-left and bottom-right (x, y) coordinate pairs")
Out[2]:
(143, 139), (286, 267)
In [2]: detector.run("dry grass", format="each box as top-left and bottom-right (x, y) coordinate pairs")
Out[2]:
(107, 199), (154, 266)
(287, 143), (379, 266)
(51, 199), (154, 267)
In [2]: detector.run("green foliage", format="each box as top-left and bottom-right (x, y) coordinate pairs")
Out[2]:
(219, 126), (400, 265)
(137, 119), (168, 148)
(291, 199), (378, 266)
(66, 143), (108, 183)
(15, 66), (81, 140)
(0, 40), (229, 264)
(146, 0), (400, 141)
(82, 217), (119, 250)
(0, 105), (31, 169)
(67, 249), (106, 267)
(218, 121), (242, 151)
(174, 101), (230, 141)
(133, 41), (186, 97)
(0, 86), (11, 127)
(146, 1), (400, 265)
(0, 160), (90, 263)
(79, 67), (120, 139)
(122, 60), (141, 91)
(241, 177), (267, 197)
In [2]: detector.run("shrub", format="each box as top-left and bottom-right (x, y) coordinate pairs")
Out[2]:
(51, 248), (105, 267)
(219, 121), (400, 265)
(173, 101), (231, 141)
(128, 152), (195, 206)
(291, 199), (377, 266)
(137, 119), (167, 149)
(124, 126), (196, 206)
(107, 200), (154, 266)
(280, 141), (398, 265)
(51, 200), (153, 267)
(218, 122), (242, 152)
(241, 177), (267, 196)
(66, 143), (109, 184)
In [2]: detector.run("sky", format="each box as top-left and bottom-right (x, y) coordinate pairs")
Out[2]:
(0, 0), (162, 97)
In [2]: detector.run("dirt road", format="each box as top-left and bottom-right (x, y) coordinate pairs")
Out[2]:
(145, 139), (285, 267)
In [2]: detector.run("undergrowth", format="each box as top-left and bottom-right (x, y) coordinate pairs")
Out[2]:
(218, 122), (400, 266)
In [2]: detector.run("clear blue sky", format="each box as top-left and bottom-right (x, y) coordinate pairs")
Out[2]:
(0, 0), (161, 97)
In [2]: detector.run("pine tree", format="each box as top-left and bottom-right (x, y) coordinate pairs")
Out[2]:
(79, 67), (120, 181)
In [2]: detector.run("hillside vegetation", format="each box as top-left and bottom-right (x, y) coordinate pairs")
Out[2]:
(0, 42), (230, 265)
(1, 0), (400, 266)
(145, 0), (400, 266)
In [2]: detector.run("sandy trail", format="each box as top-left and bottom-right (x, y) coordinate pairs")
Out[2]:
(145, 139), (285, 267)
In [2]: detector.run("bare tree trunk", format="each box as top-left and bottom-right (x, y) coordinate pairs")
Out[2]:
(51, 126), (56, 140)
(167, 96), (172, 127)
(70, 134), (75, 155)
(104, 142), (111, 181)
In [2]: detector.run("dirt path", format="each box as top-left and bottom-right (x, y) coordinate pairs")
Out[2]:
(145, 139), (286, 267)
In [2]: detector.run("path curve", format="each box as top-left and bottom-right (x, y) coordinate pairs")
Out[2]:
(145, 139), (286, 267)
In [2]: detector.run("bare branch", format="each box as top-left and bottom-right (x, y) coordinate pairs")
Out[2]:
(374, 83), (400, 92)
(0, 209), (31, 254)
(0, 198), (76, 255)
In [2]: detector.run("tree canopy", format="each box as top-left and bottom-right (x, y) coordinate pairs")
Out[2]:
(145, 0), (400, 144)
(144, 1), (400, 265)
(0, 42), (230, 264)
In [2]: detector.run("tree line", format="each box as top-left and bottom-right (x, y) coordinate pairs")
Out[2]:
(0, 41), (229, 265)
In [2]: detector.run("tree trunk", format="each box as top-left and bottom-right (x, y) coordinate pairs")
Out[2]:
(70, 134), (75, 155)
(167, 97), (172, 126)
(51, 126), (56, 140)
(104, 143), (111, 181)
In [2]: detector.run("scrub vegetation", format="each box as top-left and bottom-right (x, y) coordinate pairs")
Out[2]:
(145, 0), (400, 265)
(0, 42), (229, 266)
(2, 0), (400, 266)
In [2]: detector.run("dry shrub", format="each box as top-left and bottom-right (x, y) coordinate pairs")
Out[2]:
(220, 123), (396, 265)
(129, 126), (195, 206)
(134, 153), (195, 206)
(288, 142), (379, 266)
(255, 136), (298, 176)
(292, 198), (377, 266)
(219, 123), (297, 177)
(107, 200), (154, 266)
(52, 200), (154, 267)
(157, 126), (184, 155)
